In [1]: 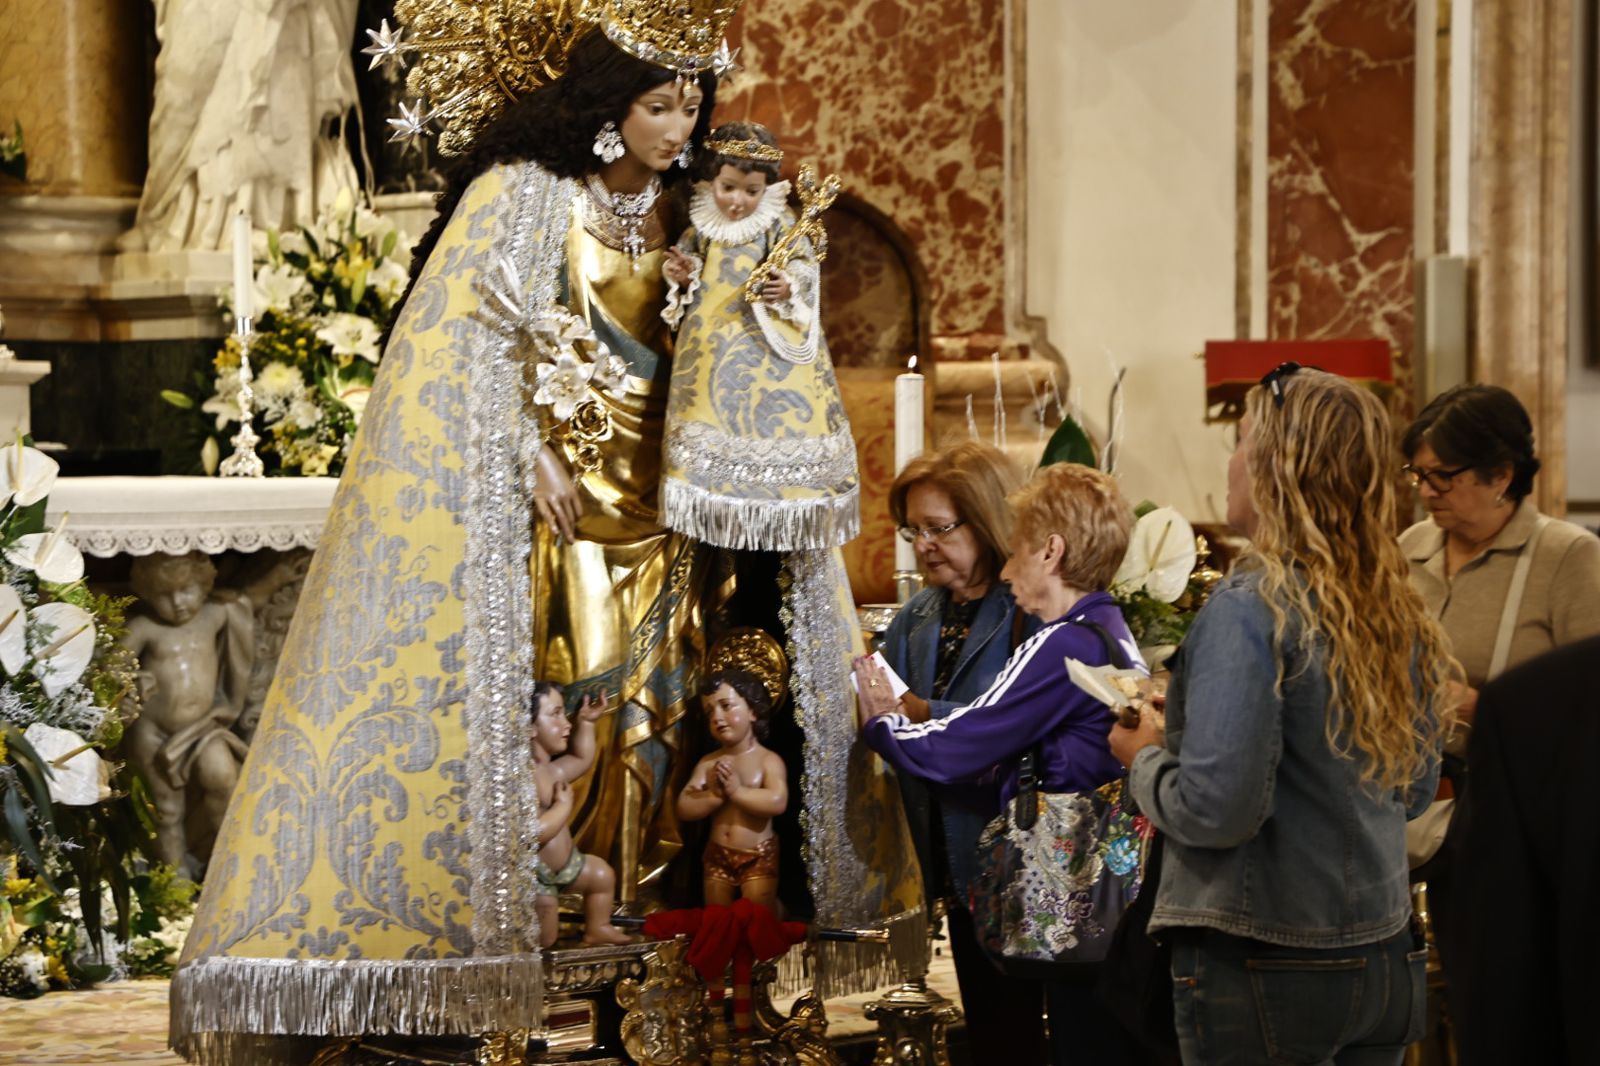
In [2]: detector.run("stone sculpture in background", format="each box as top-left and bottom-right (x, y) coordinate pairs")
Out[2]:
(119, 0), (362, 253)
(119, 552), (256, 874)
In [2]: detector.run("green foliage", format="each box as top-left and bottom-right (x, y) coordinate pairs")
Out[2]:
(1038, 416), (1097, 469)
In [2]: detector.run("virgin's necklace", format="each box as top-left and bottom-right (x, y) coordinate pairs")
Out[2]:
(584, 173), (662, 272)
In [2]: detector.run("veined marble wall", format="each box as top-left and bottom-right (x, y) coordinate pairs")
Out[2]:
(1265, 0), (1417, 381)
(719, 1), (1007, 348)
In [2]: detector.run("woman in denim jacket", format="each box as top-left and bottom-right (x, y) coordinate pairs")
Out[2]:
(1110, 367), (1454, 1065)
(873, 440), (1047, 1059)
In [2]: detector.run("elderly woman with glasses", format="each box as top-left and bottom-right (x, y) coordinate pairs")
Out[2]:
(858, 459), (1143, 1066)
(1401, 384), (1600, 733)
(853, 440), (1050, 1059)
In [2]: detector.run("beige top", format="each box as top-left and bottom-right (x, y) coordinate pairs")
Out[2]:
(1402, 499), (1600, 686)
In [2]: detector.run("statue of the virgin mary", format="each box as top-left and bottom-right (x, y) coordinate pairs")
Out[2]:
(169, 2), (922, 1062)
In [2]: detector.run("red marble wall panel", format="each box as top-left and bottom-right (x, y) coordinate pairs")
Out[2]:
(720, 1), (1006, 342)
(819, 205), (918, 369)
(1266, 0), (1416, 372)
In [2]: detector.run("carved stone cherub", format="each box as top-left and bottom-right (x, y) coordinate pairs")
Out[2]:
(119, 551), (254, 873)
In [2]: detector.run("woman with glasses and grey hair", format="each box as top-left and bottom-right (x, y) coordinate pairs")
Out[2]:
(1400, 384), (1600, 737)
(865, 439), (1049, 1060)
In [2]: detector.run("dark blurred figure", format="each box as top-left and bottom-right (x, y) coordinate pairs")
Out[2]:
(1438, 636), (1600, 1065)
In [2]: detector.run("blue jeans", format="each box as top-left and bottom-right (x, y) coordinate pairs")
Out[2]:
(1169, 927), (1425, 1065)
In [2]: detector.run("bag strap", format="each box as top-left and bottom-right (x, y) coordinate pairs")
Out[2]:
(1487, 514), (1548, 680)
(1013, 616), (1133, 830)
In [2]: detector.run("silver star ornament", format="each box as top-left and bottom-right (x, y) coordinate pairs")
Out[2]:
(362, 19), (407, 71)
(386, 99), (431, 144)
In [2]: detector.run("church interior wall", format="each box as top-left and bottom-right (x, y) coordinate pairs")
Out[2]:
(1023, 0), (1239, 521)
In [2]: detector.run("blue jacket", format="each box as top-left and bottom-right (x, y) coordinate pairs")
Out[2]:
(1128, 570), (1441, 949)
(868, 591), (1137, 896)
(876, 584), (1029, 898)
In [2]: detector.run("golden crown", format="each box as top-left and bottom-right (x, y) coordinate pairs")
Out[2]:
(370, 0), (742, 156)
(706, 627), (789, 708)
(597, 0), (743, 76)
(704, 136), (783, 164)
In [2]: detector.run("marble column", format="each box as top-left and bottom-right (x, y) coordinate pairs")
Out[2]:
(1264, 0), (1417, 393)
(1470, 0), (1573, 515)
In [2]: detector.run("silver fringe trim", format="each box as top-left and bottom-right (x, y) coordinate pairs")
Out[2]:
(169, 954), (545, 1062)
(460, 163), (572, 963)
(769, 909), (931, 1002)
(660, 480), (860, 551)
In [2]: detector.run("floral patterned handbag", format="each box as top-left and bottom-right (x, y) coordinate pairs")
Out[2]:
(968, 619), (1153, 971)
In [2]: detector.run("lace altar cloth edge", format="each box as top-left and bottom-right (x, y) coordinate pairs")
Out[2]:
(43, 475), (338, 557)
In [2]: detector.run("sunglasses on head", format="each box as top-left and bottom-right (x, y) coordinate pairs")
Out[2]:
(1259, 361), (1323, 408)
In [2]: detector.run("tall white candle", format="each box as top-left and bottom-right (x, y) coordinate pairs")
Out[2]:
(894, 356), (925, 574)
(231, 212), (254, 323)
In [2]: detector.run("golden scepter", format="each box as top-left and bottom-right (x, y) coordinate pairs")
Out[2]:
(743, 163), (842, 304)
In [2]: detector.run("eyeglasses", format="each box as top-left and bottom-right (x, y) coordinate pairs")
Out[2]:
(1259, 361), (1320, 408)
(1402, 463), (1472, 494)
(898, 519), (966, 543)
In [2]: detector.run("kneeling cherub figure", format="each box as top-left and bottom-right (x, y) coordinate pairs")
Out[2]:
(529, 682), (630, 947)
(676, 669), (788, 909)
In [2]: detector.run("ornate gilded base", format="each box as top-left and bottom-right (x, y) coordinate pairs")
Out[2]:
(863, 979), (961, 1066)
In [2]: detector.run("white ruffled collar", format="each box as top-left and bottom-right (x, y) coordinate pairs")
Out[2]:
(689, 180), (791, 245)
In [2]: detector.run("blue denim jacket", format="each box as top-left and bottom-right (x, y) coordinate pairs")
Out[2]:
(878, 583), (1033, 898)
(1128, 570), (1439, 949)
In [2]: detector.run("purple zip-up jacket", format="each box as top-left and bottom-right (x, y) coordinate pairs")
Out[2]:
(863, 591), (1142, 818)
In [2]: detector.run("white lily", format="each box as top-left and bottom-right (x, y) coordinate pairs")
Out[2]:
(369, 257), (409, 302)
(203, 371), (243, 430)
(0, 438), (58, 506)
(253, 262), (308, 314)
(316, 312), (382, 364)
(1113, 506), (1197, 604)
(21, 723), (107, 806)
(590, 347), (629, 395)
(277, 230), (310, 258)
(27, 601), (96, 698)
(0, 584), (25, 675)
(533, 351), (595, 423)
(338, 385), (372, 424)
(6, 524), (85, 585)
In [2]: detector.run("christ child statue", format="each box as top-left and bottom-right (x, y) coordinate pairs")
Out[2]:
(529, 682), (630, 946)
(120, 551), (255, 872)
(675, 670), (788, 908)
(658, 122), (858, 553)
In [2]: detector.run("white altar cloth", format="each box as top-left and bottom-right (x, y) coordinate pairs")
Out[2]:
(43, 476), (338, 557)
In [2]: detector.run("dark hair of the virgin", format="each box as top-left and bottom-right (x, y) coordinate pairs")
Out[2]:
(391, 29), (718, 324)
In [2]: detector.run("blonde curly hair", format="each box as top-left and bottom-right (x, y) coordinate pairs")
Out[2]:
(1241, 370), (1456, 790)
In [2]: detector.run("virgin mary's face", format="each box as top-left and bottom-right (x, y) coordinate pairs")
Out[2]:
(619, 83), (702, 172)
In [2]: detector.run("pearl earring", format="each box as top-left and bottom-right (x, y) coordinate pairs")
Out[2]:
(593, 121), (624, 164)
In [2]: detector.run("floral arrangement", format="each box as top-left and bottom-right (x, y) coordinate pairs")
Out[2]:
(0, 441), (171, 996)
(1111, 503), (1222, 665)
(164, 190), (412, 477)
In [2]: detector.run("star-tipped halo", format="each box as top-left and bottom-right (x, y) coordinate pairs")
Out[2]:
(386, 99), (432, 143)
(362, 18), (408, 71)
(710, 40), (741, 78)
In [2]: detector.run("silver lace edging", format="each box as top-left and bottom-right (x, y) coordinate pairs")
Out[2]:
(169, 954), (546, 1062)
(781, 548), (926, 1001)
(660, 479), (859, 551)
(461, 162), (573, 975)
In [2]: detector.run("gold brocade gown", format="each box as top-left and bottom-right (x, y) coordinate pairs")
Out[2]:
(535, 194), (719, 898)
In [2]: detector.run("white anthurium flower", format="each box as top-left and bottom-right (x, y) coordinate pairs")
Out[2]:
(0, 440), (59, 506)
(21, 723), (107, 806)
(338, 385), (372, 424)
(6, 529), (86, 585)
(27, 601), (96, 698)
(254, 262), (308, 313)
(316, 313), (382, 364)
(1113, 506), (1197, 604)
(533, 351), (595, 423)
(0, 583), (25, 675)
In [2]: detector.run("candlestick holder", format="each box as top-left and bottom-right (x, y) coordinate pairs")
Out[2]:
(893, 569), (923, 606)
(219, 314), (265, 478)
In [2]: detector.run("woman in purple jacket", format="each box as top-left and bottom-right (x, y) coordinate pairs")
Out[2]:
(856, 461), (1142, 1066)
